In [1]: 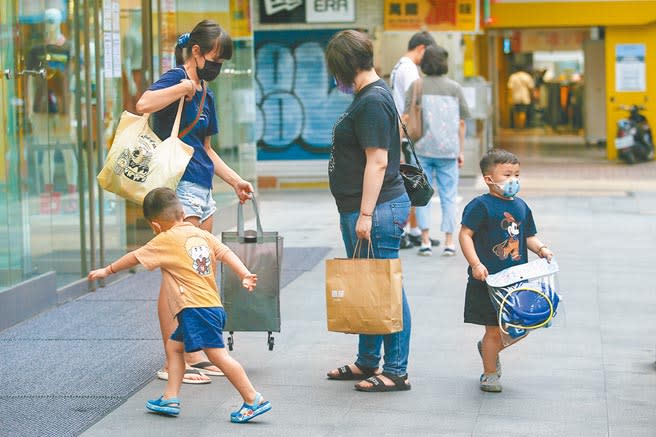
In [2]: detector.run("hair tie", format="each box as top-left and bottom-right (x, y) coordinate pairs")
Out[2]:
(176, 33), (190, 49)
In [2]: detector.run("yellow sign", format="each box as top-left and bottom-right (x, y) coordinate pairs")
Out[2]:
(384, 0), (478, 32)
(230, 0), (252, 38)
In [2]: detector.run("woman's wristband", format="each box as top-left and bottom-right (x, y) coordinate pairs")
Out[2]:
(537, 245), (548, 255)
(360, 211), (372, 217)
(107, 264), (115, 274)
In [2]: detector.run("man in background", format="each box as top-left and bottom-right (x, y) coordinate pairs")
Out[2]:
(390, 31), (439, 248)
(507, 66), (535, 129)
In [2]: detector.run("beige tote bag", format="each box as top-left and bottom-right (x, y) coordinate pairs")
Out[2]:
(406, 78), (423, 142)
(97, 97), (193, 205)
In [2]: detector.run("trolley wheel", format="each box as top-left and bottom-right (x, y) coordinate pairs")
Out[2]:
(228, 332), (234, 351)
(267, 332), (274, 351)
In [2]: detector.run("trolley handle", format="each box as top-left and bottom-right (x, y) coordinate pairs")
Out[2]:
(237, 193), (264, 241)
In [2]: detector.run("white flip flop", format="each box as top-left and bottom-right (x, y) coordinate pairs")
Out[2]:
(156, 368), (212, 384)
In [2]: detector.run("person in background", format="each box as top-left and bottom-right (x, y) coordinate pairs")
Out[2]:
(390, 30), (439, 249)
(136, 20), (253, 384)
(507, 65), (535, 129)
(404, 45), (470, 257)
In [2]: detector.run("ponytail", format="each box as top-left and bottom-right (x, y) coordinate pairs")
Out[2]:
(173, 21), (233, 66)
(175, 33), (190, 65)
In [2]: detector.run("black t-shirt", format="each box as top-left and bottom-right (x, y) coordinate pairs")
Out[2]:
(329, 79), (405, 213)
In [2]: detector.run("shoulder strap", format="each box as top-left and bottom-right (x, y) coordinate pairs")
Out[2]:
(178, 83), (207, 139)
(373, 85), (424, 173)
(414, 78), (422, 106)
(390, 60), (402, 89)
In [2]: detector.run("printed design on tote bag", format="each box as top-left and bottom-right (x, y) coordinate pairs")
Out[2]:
(185, 236), (212, 276)
(113, 133), (157, 182)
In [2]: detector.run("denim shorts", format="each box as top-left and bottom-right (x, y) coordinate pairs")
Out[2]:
(171, 307), (227, 353)
(176, 180), (216, 223)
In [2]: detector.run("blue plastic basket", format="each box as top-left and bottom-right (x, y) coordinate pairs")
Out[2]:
(486, 259), (561, 341)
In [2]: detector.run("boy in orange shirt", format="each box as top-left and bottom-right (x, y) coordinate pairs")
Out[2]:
(88, 187), (271, 423)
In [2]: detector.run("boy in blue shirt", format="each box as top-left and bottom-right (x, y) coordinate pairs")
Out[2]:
(459, 149), (554, 393)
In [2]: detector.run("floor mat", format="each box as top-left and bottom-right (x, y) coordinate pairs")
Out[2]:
(0, 246), (329, 436)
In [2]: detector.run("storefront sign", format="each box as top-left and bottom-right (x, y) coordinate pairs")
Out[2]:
(384, 0), (478, 32)
(306, 0), (355, 23)
(231, 0), (253, 38)
(514, 29), (587, 53)
(615, 44), (646, 92)
(260, 0), (354, 23)
(260, 0), (305, 23)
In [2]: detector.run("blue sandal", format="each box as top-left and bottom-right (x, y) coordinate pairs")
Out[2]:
(146, 396), (181, 416)
(230, 392), (271, 423)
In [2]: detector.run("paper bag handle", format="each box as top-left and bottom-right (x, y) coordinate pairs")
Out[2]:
(352, 239), (374, 259)
(237, 193), (264, 241)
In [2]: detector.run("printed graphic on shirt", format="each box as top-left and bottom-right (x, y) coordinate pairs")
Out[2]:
(416, 95), (460, 158)
(329, 111), (349, 174)
(185, 236), (212, 276)
(492, 212), (521, 261)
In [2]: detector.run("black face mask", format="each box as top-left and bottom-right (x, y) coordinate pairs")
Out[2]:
(196, 58), (222, 82)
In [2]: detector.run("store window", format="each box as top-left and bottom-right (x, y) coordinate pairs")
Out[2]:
(0, 0), (127, 291)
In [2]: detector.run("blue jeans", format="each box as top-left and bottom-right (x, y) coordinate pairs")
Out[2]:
(338, 193), (412, 376)
(414, 156), (458, 235)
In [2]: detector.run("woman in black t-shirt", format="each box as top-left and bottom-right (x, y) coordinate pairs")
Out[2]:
(324, 30), (412, 392)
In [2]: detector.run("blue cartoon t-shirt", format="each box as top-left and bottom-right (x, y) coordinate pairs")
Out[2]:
(461, 194), (537, 278)
(149, 67), (218, 189)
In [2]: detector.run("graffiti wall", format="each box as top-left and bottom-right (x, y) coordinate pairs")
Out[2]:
(254, 29), (352, 160)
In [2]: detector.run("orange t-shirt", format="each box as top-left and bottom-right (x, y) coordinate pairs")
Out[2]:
(134, 222), (230, 317)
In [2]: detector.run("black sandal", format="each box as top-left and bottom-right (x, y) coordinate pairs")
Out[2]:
(354, 372), (411, 392)
(326, 363), (379, 381)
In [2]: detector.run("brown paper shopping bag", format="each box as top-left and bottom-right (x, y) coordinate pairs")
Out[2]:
(325, 241), (403, 334)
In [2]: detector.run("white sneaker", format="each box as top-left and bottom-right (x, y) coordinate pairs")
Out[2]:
(442, 246), (457, 257)
(479, 373), (502, 392)
(418, 245), (432, 256)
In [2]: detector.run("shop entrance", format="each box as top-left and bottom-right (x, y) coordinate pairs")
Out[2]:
(492, 28), (608, 158)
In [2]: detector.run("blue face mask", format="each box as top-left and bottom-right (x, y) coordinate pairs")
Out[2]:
(497, 177), (520, 197)
(334, 77), (354, 95)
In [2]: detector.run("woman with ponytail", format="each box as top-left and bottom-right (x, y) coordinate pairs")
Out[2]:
(137, 20), (253, 384)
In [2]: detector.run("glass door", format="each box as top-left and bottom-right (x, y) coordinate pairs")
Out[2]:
(121, 0), (156, 251)
(0, 0), (29, 289)
(0, 0), (127, 291)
